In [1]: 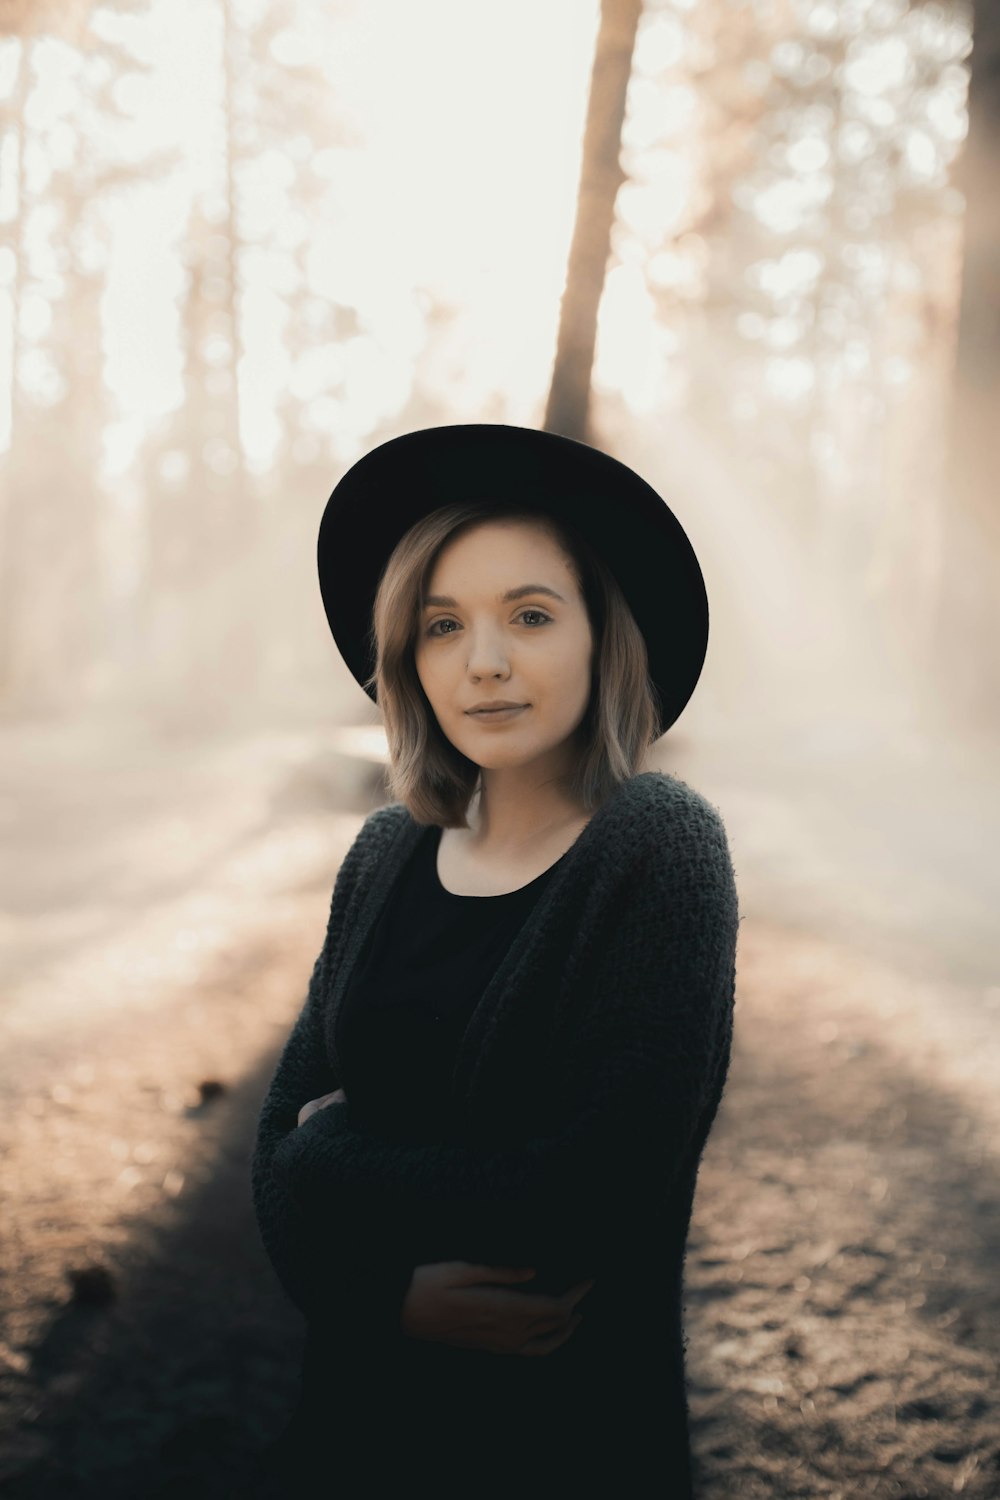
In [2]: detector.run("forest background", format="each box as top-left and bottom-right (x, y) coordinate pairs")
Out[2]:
(1, 3), (999, 1498)
(1, 0), (997, 740)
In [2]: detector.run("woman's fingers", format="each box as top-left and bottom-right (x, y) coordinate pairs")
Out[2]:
(518, 1313), (584, 1357)
(467, 1265), (536, 1283)
(563, 1277), (597, 1310)
(296, 1089), (346, 1127)
(403, 1262), (589, 1356)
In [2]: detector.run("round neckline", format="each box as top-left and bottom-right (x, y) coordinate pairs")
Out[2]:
(428, 823), (573, 900)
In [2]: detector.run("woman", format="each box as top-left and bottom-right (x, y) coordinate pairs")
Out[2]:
(250, 424), (740, 1497)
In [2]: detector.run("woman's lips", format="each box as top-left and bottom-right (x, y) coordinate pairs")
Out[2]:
(467, 705), (529, 722)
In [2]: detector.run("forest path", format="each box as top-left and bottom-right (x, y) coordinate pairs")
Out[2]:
(0, 709), (996, 1497)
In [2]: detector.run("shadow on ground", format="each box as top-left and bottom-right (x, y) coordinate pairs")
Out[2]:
(4, 922), (999, 1500)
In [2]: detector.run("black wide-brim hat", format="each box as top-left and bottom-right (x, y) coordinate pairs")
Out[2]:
(317, 423), (708, 739)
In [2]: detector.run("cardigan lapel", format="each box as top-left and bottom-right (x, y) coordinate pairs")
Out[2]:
(324, 811), (423, 1081)
(323, 776), (647, 1117)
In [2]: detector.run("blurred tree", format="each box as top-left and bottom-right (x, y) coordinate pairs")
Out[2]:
(624, 0), (973, 722)
(138, 0), (258, 720)
(0, 3), (170, 711)
(544, 0), (643, 443)
(0, 0), (91, 44)
(937, 0), (1000, 724)
(136, 0), (366, 725)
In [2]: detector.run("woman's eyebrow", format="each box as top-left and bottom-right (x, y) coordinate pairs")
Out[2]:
(423, 584), (566, 608)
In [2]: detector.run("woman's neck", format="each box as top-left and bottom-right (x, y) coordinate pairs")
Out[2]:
(465, 771), (588, 854)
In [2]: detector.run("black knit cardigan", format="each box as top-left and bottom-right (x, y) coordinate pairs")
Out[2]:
(251, 769), (740, 1486)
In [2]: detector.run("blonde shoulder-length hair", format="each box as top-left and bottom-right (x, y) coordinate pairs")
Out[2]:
(361, 500), (662, 828)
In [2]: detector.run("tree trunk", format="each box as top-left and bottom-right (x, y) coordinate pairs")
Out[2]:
(936, 0), (1000, 729)
(543, 0), (643, 444)
(0, 35), (31, 700)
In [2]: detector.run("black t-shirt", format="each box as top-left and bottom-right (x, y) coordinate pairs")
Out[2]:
(335, 822), (567, 1146)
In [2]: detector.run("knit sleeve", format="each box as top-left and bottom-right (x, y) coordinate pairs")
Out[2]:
(275, 797), (740, 1292)
(249, 809), (417, 1335)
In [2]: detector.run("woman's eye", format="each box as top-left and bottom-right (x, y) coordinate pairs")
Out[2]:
(426, 609), (551, 637)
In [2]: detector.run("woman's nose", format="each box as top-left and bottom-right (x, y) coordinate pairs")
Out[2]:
(465, 633), (509, 676)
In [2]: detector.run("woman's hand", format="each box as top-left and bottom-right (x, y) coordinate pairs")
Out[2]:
(297, 1087), (347, 1127)
(292, 1099), (595, 1355)
(400, 1261), (596, 1357)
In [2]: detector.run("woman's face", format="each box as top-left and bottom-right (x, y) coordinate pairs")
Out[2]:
(413, 518), (594, 774)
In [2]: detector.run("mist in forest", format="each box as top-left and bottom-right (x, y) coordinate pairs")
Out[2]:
(1, 0), (997, 1041)
(0, 0), (995, 755)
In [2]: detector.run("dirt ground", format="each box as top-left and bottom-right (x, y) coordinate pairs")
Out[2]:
(1, 718), (998, 1498)
(2, 905), (998, 1498)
